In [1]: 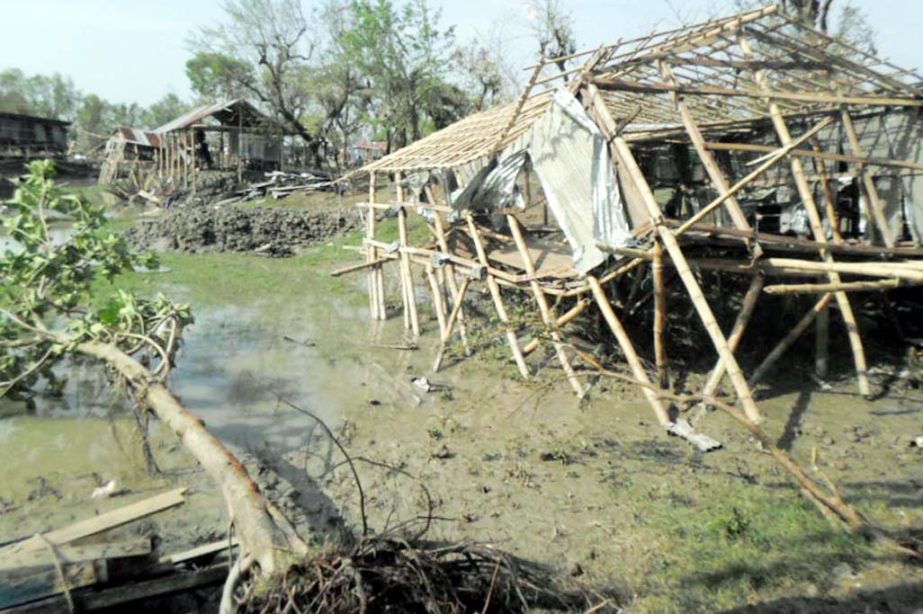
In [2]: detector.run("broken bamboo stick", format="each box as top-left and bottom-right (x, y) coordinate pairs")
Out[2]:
(507, 215), (584, 397)
(749, 294), (834, 387)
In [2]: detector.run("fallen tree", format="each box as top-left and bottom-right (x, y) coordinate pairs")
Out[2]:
(1, 162), (597, 612)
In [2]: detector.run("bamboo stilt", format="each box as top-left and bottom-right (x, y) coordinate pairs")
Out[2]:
(699, 273), (764, 402)
(522, 299), (591, 355)
(588, 276), (672, 426)
(507, 215), (584, 397)
(465, 213), (530, 378)
(813, 141), (844, 243)
(739, 35), (871, 397)
(433, 277), (471, 372)
(584, 81), (763, 421)
(425, 265), (448, 340)
(816, 307), (830, 378)
(653, 238), (669, 389)
(366, 172), (381, 319)
(749, 294), (834, 387)
(395, 173), (420, 336)
(426, 186), (470, 354)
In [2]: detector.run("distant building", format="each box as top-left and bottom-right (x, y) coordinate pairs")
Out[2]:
(350, 140), (387, 165)
(99, 99), (285, 188)
(0, 111), (70, 159)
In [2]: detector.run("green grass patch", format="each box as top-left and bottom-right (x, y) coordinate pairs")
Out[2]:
(629, 487), (871, 612)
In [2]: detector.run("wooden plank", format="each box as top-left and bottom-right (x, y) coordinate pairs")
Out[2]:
(3, 488), (186, 554)
(0, 560), (102, 610)
(0, 537), (151, 570)
(162, 538), (238, 565)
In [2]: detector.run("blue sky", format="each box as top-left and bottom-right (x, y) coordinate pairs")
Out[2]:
(1, 0), (920, 107)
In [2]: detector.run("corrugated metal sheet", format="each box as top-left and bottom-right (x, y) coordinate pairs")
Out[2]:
(153, 99), (265, 133)
(114, 127), (161, 148)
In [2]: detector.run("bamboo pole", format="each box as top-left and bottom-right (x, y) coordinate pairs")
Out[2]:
(507, 215), (584, 397)
(652, 238), (669, 389)
(659, 61), (753, 234)
(816, 306), (829, 379)
(588, 276), (672, 426)
(465, 213), (530, 378)
(674, 116), (834, 237)
(433, 277), (471, 372)
(426, 186), (469, 353)
(599, 130), (765, 423)
(700, 273), (764, 402)
(764, 278), (903, 294)
(396, 173), (420, 336)
(425, 265), (448, 340)
(840, 108), (895, 247)
(813, 141), (844, 243)
(749, 294), (834, 387)
(522, 299), (591, 355)
(366, 172), (382, 320)
(739, 34), (871, 397)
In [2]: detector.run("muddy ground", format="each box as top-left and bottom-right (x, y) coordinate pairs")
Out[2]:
(123, 201), (361, 256)
(2, 202), (922, 612)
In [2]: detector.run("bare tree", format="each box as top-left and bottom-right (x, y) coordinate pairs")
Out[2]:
(187, 0), (324, 161)
(526, 0), (577, 72)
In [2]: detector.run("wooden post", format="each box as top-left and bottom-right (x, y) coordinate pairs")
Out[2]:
(840, 108), (895, 247)
(652, 237), (669, 389)
(588, 276), (672, 427)
(750, 294), (834, 387)
(465, 212), (530, 378)
(739, 35), (871, 397)
(507, 215), (584, 397)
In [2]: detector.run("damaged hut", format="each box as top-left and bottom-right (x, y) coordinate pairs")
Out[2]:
(99, 99), (284, 192)
(341, 3), (923, 446)
(0, 111), (69, 160)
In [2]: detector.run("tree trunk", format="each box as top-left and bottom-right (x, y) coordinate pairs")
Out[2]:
(72, 339), (310, 575)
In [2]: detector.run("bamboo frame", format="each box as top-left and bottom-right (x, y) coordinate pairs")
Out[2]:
(334, 4), (923, 445)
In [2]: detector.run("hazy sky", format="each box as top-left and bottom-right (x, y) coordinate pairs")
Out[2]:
(2, 0), (920, 107)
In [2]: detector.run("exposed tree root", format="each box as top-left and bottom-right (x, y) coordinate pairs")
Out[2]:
(238, 536), (599, 613)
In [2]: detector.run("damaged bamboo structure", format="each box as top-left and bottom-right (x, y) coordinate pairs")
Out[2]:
(340, 4), (923, 449)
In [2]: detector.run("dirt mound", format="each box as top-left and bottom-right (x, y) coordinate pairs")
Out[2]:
(125, 204), (361, 256)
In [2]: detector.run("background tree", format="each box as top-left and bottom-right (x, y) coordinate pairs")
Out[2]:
(187, 0), (324, 163)
(141, 93), (193, 130)
(526, 0), (577, 73)
(341, 0), (462, 151)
